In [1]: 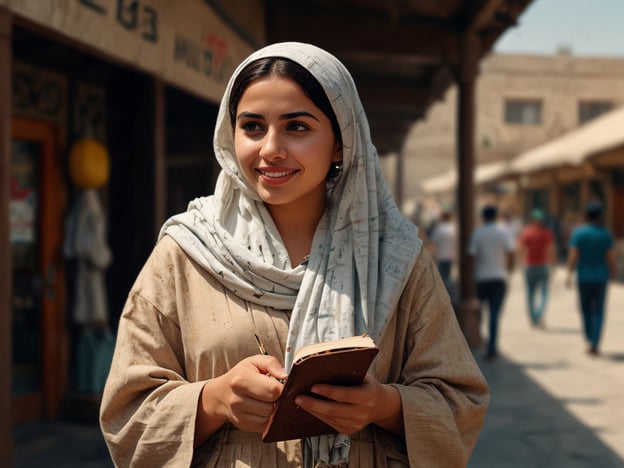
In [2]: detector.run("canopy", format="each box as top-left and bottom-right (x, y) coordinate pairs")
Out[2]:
(421, 160), (510, 194)
(510, 105), (624, 173)
(423, 105), (624, 194)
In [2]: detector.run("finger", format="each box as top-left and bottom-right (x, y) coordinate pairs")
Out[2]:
(309, 380), (370, 405)
(293, 396), (353, 433)
(248, 355), (288, 380)
(242, 370), (285, 403)
(238, 395), (277, 418)
(294, 395), (370, 435)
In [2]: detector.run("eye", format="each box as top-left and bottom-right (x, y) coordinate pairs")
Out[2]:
(287, 122), (309, 132)
(240, 121), (264, 132)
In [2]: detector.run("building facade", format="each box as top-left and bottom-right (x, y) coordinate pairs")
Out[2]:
(0, 0), (264, 454)
(404, 52), (624, 204)
(410, 52), (624, 274)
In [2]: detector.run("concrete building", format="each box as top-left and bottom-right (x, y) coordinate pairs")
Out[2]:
(403, 52), (624, 206)
(410, 52), (624, 280)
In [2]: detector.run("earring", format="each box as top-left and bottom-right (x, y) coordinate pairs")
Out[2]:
(328, 160), (343, 178)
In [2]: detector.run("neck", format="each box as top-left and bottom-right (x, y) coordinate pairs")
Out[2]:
(267, 196), (325, 267)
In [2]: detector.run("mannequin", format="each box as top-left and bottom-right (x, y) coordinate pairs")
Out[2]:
(63, 137), (113, 394)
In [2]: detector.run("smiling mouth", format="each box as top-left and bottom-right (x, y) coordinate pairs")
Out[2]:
(257, 169), (298, 178)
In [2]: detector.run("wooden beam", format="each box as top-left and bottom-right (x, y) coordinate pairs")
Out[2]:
(0, 7), (13, 463)
(368, 119), (412, 155)
(266, 12), (460, 59)
(356, 79), (431, 109)
(468, 0), (505, 31)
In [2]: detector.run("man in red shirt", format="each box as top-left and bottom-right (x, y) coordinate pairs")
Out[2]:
(518, 209), (556, 328)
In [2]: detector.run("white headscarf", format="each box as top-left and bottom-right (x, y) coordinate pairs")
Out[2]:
(159, 42), (421, 465)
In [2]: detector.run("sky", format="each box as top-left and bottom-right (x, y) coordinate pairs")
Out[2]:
(494, 0), (624, 57)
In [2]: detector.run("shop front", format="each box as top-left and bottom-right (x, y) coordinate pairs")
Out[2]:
(0, 0), (258, 457)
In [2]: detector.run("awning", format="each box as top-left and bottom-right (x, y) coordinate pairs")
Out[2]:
(421, 160), (511, 194)
(423, 105), (624, 195)
(420, 169), (457, 194)
(510, 105), (624, 173)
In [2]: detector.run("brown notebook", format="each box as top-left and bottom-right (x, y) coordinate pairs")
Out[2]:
(262, 334), (379, 443)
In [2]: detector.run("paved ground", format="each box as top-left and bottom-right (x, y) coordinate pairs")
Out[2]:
(469, 266), (624, 468)
(12, 267), (624, 467)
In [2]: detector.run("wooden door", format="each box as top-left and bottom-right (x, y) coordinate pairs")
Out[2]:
(612, 186), (624, 238)
(10, 117), (66, 423)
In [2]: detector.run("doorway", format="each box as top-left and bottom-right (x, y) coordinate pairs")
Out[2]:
(10, 117), (66, 424)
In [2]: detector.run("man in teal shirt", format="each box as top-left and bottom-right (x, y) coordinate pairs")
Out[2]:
(566, 201), (616, 355)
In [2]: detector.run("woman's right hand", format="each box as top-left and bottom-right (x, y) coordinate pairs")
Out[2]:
(195, 355), (287, 443)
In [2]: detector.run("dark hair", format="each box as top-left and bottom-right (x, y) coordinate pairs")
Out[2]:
(482, 205), (497, 221)
(585, 201), (603, 221)
(228, 57), (342, 144)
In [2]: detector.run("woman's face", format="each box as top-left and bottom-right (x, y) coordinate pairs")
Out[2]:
(233, 76), (342, 211)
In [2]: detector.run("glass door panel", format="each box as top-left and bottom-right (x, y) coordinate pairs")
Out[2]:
(11, 117), (65, 424)
(10, 140), (42, 400)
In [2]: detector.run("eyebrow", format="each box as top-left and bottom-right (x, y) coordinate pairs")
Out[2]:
(236, 111), (320, 122)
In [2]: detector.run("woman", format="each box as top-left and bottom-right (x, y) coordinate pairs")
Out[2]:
(100, 42), (489, 467)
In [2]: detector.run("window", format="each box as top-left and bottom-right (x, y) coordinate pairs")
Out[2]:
(504, 100), (542, 125)
(578, 100), (614, 124)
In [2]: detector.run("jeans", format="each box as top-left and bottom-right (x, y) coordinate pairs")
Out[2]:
(437, 260), (452, 290)
(524, 265), (549, 325)
(577, 282), (607, 348)
(476, 279), (507, 356)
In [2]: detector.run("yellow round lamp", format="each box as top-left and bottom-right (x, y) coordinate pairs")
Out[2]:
(69, 137), (110, 188)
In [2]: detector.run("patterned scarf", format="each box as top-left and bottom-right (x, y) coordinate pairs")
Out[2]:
(159, 42), (421, 466)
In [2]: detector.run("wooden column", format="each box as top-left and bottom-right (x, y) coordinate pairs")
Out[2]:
(0, 7), (13, 462)
(154, 79), (166, 233)
(455, 31), (482, 349)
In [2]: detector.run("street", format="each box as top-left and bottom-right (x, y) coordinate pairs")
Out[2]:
(13, 267), (624, 467)
(469, 266), (624, 467)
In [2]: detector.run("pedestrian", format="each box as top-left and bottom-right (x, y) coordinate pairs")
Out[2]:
(468, 205), (516, 361)
(499, 208), (522, 245)
(429, 209), (455, 291)
(99, 42), (489, 467)
(517, 208), (556, 328)
(565, 201), (616, 356)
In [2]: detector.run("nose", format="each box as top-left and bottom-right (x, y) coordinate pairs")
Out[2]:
(259, 128), (286, 161)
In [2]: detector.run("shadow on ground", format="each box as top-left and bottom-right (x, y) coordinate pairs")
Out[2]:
(12, 353), (622, 467)
(14, 421), (112, 468)
(469, 354), (622, 468)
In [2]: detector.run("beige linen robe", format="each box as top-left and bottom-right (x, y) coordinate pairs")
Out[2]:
(100, 236), (489, 467)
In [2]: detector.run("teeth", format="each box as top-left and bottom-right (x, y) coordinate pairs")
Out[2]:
(259, 170), (294, 178)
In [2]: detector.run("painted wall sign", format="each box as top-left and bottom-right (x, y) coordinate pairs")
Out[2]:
(1, 0), (254, 103)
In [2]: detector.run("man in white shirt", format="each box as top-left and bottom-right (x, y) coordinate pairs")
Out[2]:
(429, 210), (455, 291)
(468, 205), (516, 361)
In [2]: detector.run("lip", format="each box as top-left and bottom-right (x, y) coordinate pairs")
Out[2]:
(256, 167), (299, 185)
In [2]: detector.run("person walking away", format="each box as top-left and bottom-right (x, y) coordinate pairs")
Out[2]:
(499, 209), (522, 245)
(429, 210), (455, 291)
(517, 208), (555, 328)
(565, 201), (616, 356)
(469, 205), (516, 361)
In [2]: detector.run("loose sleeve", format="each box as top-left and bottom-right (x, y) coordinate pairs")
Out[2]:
(99, 247), (203, 467)
(377, 249), (489, 467)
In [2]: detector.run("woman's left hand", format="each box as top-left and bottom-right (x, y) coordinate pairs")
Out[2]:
(293, 373), (403, 436)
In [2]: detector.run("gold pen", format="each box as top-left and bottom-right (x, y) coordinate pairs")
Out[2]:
(254, 333), (286, 383)
(255, 333), (269, 355)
